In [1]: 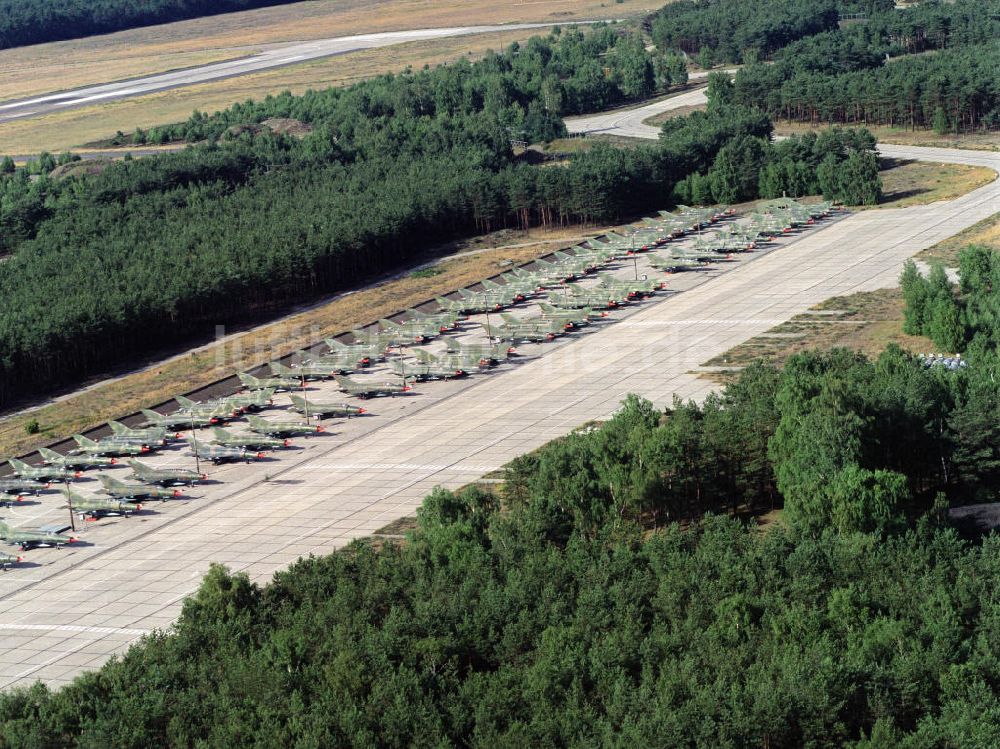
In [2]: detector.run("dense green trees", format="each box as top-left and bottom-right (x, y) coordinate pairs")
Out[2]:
(0, 0), (302, 49)
(5, 343), (1000, 745)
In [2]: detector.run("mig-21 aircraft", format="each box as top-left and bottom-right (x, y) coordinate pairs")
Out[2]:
(287, 394), (367, 418)
(325, 339), (384, 366)
(246, 414), (326, 437)
(172, 396), (241, 421)
(440, 337), (512, 365)
(127, 460), (207, 486)
(0, 477), (48, 499)
(190, 444), (262, 465)
(211, 426), (288, 451)
(333, 375), (411, 400)
(140, 409), (219, 430)
(8, 458), (81, 482)
(0, 521), (76, 550)
(38, 447), (117, 471)
(390, 357), (469, 381)
(482, 318), (564, 344)
(98, 475), (182, 501)
(107, 421), (169, 446)
(270, 359), (351, 381)
(63, 488), (138, 520)
(238, 372), (303, 392)
(71, 435), (150, 457)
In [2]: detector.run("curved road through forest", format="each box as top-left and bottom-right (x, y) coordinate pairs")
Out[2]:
(0, 93), (997, 689)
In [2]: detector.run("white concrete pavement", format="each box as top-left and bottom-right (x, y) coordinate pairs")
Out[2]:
(0, 143), (997, 688)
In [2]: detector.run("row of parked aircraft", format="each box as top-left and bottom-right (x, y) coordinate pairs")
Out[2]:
(0, 200), (837, 566)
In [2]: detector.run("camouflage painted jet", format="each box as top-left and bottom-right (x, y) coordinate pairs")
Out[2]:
(401, 308), (461, 331)
(288, 394), (366, 418)
(350, 327), (416, 350)
(246, 414), (326, 437)
(71, 435), (150, 457)
(107, 421), (169, 446)
(0, 521), (76, 550)
(63, 488), (138, 520)
(8, 458), (80, 482)
(413, 348), (490, 371)
(482, 318), (564, 344)
(222, 388), (275, 413)
(379, 318), (442, 342)
(546, 287), (626, 310)
(390, 357), (469, 381)
(0, 477), (48, 497)
(211, 426), (289, 451)
(173, 396), (241, 420)
(325, 338), (385, 366)
(500, 311), (579, 332)
(140, 409), (219, 430)
(481, 279), (533, 301)
(333, 375), (411, 400)
(190, 444), (261, 465)
(0, 551), (23, 570)
(435, 295), (500, 316)
(238, 372), (303, 392)
(127, 459), (207, 486)
(537, 303), (607, 326)
(38, 447), (117, 471)
(440, 337), (512, 365)
(648, 254), (705, 272)
(596, 273), (667, 298)
(98, 475), (181, 501)
(270, 360), (348, 381)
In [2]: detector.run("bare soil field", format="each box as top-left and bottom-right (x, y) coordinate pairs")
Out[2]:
(0, 0), (660, 102)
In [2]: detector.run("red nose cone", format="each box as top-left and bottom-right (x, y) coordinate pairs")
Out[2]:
(174, 433), (182, 439)
(357, 408), (366, 414)
(210, 417), (219, 424)
(316, 425), (326, 433)
(16, 495), (23, 502)
(45, 483), (52, 489)
(68, 538), (77, 543)
(16, 556), (23, 563)
(141, 446), (150, 453)
(256, 452), (265, 459)
(402, 386), (412, 392)
(172, 489), (182, 497)
(136, 504), (143, 511)
(110, 458), (118, 465)
(200, 474), (207, 481)
(74, 471), (83, 478)
(283, 439), (290, 448)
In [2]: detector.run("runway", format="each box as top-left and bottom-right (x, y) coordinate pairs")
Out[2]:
(0, 83), (997, 689)
(0, 23), (561, 124)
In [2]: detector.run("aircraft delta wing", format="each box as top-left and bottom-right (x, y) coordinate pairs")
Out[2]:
(0, 520), (76, 550)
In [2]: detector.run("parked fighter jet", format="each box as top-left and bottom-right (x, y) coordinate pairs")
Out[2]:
(435, 295), (498, 316)
(413, 348), (489, 371)
(246, 414), (326, 437)
(190, 444), (262, 465)
(38, 447), (117, 471)
(333, 375), (411, 400)
(0, 477), (48, 498)
(211, 427), (288, 451)
(71, 435), (150, 457)
(63, 488), (137, 520)
(173, 396), (241, 420)
(0, 552), (23, 570)
(482, 318), (564, 343)
(238, 372), (302, 392)
(401, 308), (461, 332)
(390, 357), (469, 381)
(140, 409), (219, 430)
(107, 421), (169, 445)
(350, 327), (415, 349)
(98, 475), (181, 502)
(287, 394), (368, 419)
(648, 254), (705, 272)
(8, 458), (80, 482)
(270, 360), (348, 381)
(440, 337), (512, 365)
(378, 318), (438, 342)
(221, 388), (275, 413)
(0, 521), (76, 550)
(537, 303), (607, 326)
(127, 460), (206, 487)
(325, 338), (384, 366)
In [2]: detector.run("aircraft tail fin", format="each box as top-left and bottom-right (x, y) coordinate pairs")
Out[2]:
(38, 447), (60, 460)
(211, 427), (231, 440)
(140, 409), (163, 422)
(97, 474), (115, 488)
(8, 458), (29, 471)
(238, 372), (259, 387)
(108, 420), (128, 435)
(500, 313), (519, 324)
(73, 435), (96, 447)
(175, 395), (197, 408)
(412, 349), (435, 363)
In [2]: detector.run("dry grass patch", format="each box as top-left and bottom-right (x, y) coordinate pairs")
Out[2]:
(873, 158), (996, 210)
(642, 101), (706, 126)
(0, 0), (659, 102)
(772, 120), (1000, 152)
(4, 30), (568, 154)
(700, 288), (935, 374)
(0, 225), (606, 456)
(916, 212), (1000, 266)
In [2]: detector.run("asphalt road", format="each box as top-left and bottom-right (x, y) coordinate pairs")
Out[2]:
(0, 118), (997, 687)
(0, 23), (560, 124)
(565, 85), (710, 139)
